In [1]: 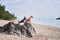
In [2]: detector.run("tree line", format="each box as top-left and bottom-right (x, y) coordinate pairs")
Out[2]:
(0, 4), (16, 20)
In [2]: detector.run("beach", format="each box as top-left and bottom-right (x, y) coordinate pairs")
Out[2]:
(0, 20), (60, 40)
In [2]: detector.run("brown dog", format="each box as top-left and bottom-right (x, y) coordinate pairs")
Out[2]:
(24, 16), (33, 24)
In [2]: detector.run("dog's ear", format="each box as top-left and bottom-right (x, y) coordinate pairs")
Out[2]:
(31, 15), (34, 18)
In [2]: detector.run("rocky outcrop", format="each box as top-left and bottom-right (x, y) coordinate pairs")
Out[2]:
(0, 21), (36, 38)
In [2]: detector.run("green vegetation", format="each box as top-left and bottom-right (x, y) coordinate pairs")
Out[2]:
(0, 4), (16, 20)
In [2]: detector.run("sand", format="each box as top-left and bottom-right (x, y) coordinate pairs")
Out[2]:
(0, 20), (60, 40)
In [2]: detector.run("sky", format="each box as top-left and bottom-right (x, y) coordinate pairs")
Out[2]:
(0, 0), (60, 27)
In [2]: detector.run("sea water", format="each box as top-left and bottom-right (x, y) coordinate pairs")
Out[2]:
(32, 18), (60, 28)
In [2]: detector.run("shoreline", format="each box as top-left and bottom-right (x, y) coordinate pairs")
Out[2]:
(0, 19), (59, 28)
(32, 22), (60, 28)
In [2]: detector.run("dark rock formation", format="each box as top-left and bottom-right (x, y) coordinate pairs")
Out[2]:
(56, 17), (60, 20)
(0, 22), (36, 38)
